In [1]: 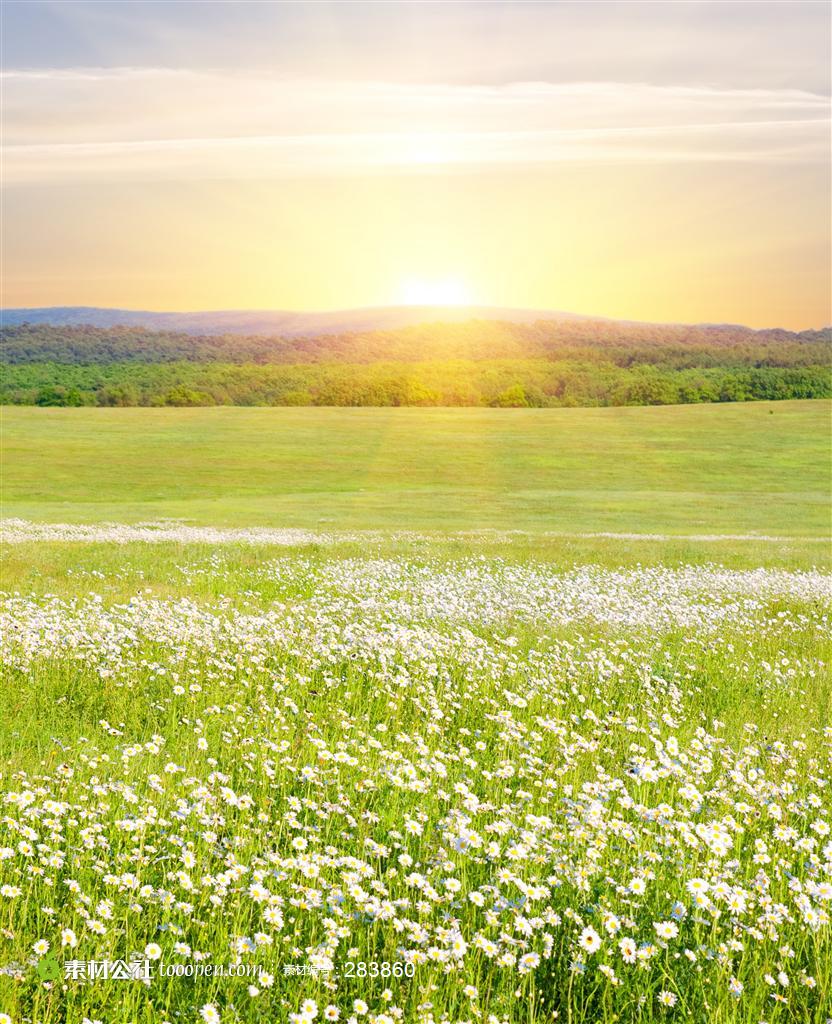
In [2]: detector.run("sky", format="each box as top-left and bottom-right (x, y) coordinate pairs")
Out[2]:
(1, 1), (830, 327)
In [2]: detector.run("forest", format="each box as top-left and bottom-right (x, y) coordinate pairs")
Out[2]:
(2, 319), (830, 408)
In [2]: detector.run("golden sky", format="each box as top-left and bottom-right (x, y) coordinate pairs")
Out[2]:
(2, 2), (830, 328)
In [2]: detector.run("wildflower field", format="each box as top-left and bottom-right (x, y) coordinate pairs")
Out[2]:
(0, 525), (829, 1024)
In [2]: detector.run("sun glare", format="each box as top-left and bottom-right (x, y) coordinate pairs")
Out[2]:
(398, 277), (474, 306)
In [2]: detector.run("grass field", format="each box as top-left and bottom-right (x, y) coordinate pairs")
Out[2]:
(0, 401), (830, 1024)
(2, 400), (829, 535)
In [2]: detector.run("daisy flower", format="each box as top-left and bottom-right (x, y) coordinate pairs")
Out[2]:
(578, 926), (601, 954)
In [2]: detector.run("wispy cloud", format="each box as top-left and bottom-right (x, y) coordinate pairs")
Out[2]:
(2, 69), (829, 182)
(4, 2), (830, 95)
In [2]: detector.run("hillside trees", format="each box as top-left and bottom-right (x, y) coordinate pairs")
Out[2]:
(2, 321), (829, 408)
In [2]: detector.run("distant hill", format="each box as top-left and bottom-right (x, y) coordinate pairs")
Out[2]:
(1, 315), (828, 365)
(2, 313), (829, 409)
(0, 305), (598, 337)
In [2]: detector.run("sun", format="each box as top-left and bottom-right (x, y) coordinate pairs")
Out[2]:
(398, 277), (474, 306)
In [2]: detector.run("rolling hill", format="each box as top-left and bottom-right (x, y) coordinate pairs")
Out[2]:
(1, 309), (829, 409)
(0, 304), (598, 337)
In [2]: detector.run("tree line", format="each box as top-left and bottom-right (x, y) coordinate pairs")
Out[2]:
(2, 321), (829, 408)
(3, 360), (829, 408)
(3, 320), (829, 365)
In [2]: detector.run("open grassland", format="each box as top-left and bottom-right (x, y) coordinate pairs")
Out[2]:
(2, 401), (830, 535)
(0, 402), (830, 1023)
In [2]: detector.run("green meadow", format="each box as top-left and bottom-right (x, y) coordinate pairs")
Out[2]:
(2, 400), (829, 538)
(1, 400), (830, 1024)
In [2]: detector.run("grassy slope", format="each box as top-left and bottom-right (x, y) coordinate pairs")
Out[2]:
(1, 400), (829, 535)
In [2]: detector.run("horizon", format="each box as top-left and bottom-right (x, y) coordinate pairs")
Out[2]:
(2, 301), (830, 334)
(2, 1), (831, 329)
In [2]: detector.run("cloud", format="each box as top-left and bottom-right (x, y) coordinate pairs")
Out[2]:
(4, 2), (830, 94)
(2, 69), (829, 182)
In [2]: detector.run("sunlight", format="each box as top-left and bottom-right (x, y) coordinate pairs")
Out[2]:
(398, 277), (474, 306)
